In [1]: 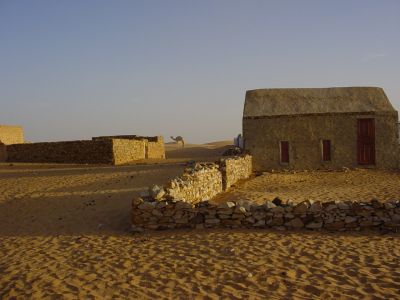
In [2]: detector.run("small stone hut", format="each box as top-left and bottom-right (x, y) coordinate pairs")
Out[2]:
(243, 87), (399, 171)
(0, 125), (24, 145)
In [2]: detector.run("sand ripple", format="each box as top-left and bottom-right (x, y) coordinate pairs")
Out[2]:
(1, 230), (399, 299)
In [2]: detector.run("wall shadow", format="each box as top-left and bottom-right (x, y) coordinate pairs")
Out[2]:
(0, 164), (185, 237)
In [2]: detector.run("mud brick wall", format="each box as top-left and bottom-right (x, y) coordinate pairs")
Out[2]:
(132, 198), (400, 232)
(6, 140), (115, 164)
(112, 139), (146, 164)
(220, 155), (252, 190)
(146, 136), (165, 159)
(0, 125), (24, 145)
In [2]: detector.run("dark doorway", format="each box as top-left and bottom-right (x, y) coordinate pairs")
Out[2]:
(357, 118), (375, 165)
(322, 140), (331, 161)
(280, 141), (289, 163)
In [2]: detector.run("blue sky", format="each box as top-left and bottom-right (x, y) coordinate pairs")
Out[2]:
(0, 0), (399, 143)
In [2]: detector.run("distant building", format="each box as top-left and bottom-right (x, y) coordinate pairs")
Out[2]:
(0, 125), (24, 145)
(6, 135), (165, 165)
(243, 87), (399, 171)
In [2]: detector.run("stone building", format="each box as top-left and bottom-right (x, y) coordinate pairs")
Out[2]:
(243, 87), (399, 171)
(92, 135), (165, 159)
(0, 125), (24, 145)
(6, 135), (165, 165)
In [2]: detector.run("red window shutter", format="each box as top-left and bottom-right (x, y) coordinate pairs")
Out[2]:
(281, 141), (289, 163)
(322, 140), (331, 161)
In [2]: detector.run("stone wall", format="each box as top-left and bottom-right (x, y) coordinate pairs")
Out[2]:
(132, 154), (400, 232)
(141, 155), (252, 205)
(112, 139), (146, 164)
(0, 125), (24, 145)
(6, 140), (115, 164)
(131, 197), (400, 232)
(147, 136), (166, 159)
(6, 135), (166, 165)
(165, 163), (223, 204)
(220, 155), (252, 190)
(0, 143), (7, 162)
(93, 135), (165, 160)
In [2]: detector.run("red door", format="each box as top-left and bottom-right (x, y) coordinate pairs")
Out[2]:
(280, 141), (289, 163)
(357, 118), (375, 165)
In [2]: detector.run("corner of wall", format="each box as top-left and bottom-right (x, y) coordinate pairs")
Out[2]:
(0, 143), (7, 162)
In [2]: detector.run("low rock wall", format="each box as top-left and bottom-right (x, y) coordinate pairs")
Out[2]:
(132, 198), (400, 232)
(165, 163), (223, 204)
(220, 155), (252, 190)
(142, 155), (252, 204)
(131, 155), (400, 232)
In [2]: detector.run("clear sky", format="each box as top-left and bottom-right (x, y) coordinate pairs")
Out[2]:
(1, 1), (399, 143)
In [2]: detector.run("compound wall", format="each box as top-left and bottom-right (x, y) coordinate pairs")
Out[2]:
(0, 144), (7, 162)
(112, 139), (146, 164)
(146, 136), (165, 159)
(132, 197), (400, 232)
(6, 140), (115, 164)
(93, 135), (165, 160)
(141, 155), (253, 204)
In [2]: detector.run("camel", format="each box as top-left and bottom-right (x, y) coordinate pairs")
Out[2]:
(170, 136), (185, 147)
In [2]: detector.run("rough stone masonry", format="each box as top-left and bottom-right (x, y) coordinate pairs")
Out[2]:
(140, 155), (253, 204)
(132, 197), (400, 232)
(131, 155), (400, 232)
(0, 124), (24, 147)
(5, 135), (165, 165)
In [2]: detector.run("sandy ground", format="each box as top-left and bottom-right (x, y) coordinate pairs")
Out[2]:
(165, 140), (232, 160)
(1, 231), (399, 299)
(214, 169), (400, 204)
(0, 163), (185, 236)
(1, 142), (400, 299)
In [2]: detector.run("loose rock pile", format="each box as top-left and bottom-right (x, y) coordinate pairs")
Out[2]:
(132, 197), (400, 232)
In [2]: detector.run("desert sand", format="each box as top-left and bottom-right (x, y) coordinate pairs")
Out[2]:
(214, 169), (400, 204)
(165, 140), (232, 160)
(1, 141), (400, 299)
